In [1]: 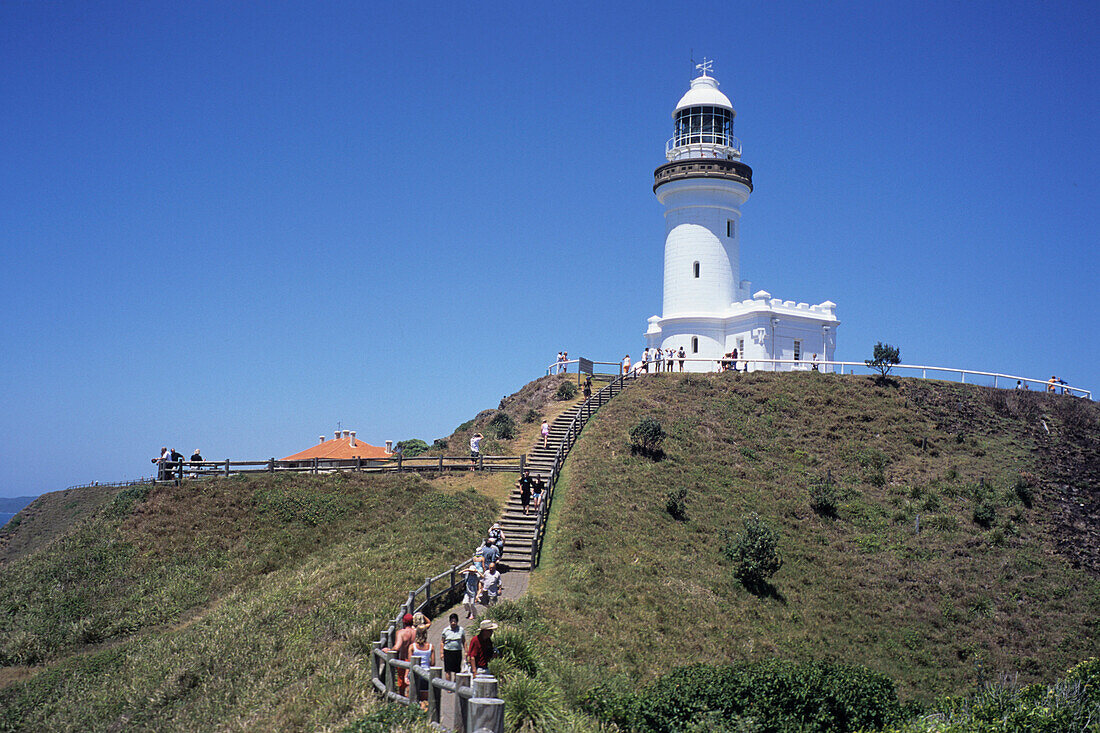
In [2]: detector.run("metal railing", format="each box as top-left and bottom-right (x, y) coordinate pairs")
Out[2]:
(552, 356), (1092, 400)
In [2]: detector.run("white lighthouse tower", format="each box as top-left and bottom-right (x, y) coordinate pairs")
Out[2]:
(645, 61), (839, 370)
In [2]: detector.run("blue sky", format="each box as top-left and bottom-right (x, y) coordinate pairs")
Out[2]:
(1, 1), (1097, 498)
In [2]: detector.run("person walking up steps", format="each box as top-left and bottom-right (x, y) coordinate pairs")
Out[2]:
(541, 419), (550, 449)
(519, 470), (533, 515)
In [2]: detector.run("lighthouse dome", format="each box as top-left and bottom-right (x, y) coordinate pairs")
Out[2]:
(673, 75), (733, 115)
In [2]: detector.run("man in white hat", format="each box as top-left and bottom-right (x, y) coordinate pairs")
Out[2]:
(466, 619), (497, 674)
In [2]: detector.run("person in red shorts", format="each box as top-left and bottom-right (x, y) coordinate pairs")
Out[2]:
(384, 613), (416, 695)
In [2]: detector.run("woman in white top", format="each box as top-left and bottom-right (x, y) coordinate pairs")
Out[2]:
(409, 626), (435, 708)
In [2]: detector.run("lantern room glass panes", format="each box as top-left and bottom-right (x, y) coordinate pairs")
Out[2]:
(674, 106), (732, 147)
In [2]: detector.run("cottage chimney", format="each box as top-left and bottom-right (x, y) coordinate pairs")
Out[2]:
(319, 435), (326, 444)
(349, 431), (356, 447)
(385, 440), (393, 453)
(342, 430), (350, 440)
(334, 430), (340, 442)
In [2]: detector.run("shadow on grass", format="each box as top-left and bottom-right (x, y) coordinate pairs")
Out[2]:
(742, 579), (787, 604)
(630, 446), (666, 461)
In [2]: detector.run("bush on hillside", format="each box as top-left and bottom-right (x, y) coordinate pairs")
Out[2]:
(866, 341), (901, 378)
(555, 380), (578, 401)
(972, 498), (997, 528)
(396, 439), (429, 457)
(630, 417), (666, 459)
(665, 487), (688, 520)
(725, 513), (783, 592)
(589, 661), (905, 733)
(487, 411), (517, 440)
(810, 478), (839, 517)
(523, 408), (541, 423)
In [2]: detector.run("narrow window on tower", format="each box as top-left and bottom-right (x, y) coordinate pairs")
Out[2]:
(794, 340), (802, 361)
(727, 220), (735, 237)
(692, 337), (699, 353)
(693, 261), (700, 278)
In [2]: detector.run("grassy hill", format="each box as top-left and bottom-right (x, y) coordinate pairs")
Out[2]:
(0, 472), (497, 731)
(524, 371), (1099, 702)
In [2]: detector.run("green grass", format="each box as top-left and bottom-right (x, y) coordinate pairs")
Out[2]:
(0, 472), (495, 731)
(527, 372), (1100, 703)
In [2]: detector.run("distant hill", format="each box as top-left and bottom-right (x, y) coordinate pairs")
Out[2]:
(0, 496), (37, 529)
(523, 372), (1099, 703)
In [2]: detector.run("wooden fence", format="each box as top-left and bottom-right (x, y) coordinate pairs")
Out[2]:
(369, 369), (640, 729)
(370, 556), (504, 732)
(153, 454), (525, 483)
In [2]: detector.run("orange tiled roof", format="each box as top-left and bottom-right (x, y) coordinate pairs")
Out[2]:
(282, 437), (392, 462)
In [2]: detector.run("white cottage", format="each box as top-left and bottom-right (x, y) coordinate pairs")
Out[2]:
(644, 63), (839, 370)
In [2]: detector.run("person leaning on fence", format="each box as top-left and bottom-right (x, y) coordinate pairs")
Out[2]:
(383, 612), (417, 696)
(440, 613), (466, 682)
(409, 625), (435, 710)
(469, 432), (483, 469)
(678, 346), (686, 372)
(467, 619), (497, 675)
(152, 447), (169, 480)
(1047, 375), (1058, 393)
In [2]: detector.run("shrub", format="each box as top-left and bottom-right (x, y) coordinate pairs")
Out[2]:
(555, 381), (578, 401)
(522, 408), (541, 424)
(342, 703), (425, 732)
(487, 412), (517, 440)
(492, 626), (542, 676)
(501, 671), (566, 732)
(724, 513), (783, 592)
(625, 661), (904, 733)
(973, 499), (997, 528)
(431, 438), (448, 450)
(665, 487), (688, 520)
(396, 439), (429, 457)
(865, 341), (901, 378)
(630, 417), (666, 459)
(1014, 476), (1035, 508)
(810, 479), (838, 517)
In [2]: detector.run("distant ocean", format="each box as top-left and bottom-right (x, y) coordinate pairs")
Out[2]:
(0, 496), (38, 527)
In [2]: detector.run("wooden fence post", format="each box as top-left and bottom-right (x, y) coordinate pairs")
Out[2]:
(398, 453), (403, 471)
(268, 458), (275, 473)
(427, 666), (442, 723)
(454, 672), (471, 733)
(224, 459), (230, 477)
(312, 457), (318, 475)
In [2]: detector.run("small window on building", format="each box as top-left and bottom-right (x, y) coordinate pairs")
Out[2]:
(727, 220), (735, 237)
(737, 337), (744, 356)
(794, 340), (802, 361)
(692, 337), (699, 353)
(693, 261), (700, 278)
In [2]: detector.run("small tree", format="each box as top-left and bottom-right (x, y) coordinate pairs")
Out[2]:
(665, 487), (688, 520)
(396, 439), (429, 457)
(487, 411), (517, 440)
(725, 513), (783, 592)
(865, 342), (901, 378)
(629, 417), (665, 459)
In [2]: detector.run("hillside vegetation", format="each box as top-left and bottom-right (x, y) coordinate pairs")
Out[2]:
(0, 472), (496, 731)
(526, 371), (1099, 702)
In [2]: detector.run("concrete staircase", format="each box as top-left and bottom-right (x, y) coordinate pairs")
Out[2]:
(498, 402), (584, 572)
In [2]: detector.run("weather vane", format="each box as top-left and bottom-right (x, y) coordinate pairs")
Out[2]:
(695, 57), (713, 77)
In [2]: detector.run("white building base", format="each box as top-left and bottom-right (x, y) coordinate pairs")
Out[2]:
(645, 290), (838, 371)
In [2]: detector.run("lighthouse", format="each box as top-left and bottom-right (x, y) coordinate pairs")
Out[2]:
(645, 61), (839, 370)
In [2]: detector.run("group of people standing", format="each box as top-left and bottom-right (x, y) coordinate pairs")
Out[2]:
(623, 347), (687, 375)
(518, 469), (545, 515)
(463, 522), (506, 618)
(151, 447), (203, 480)
(382, 609), (499, 708)
(553, 351), (570, 374)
